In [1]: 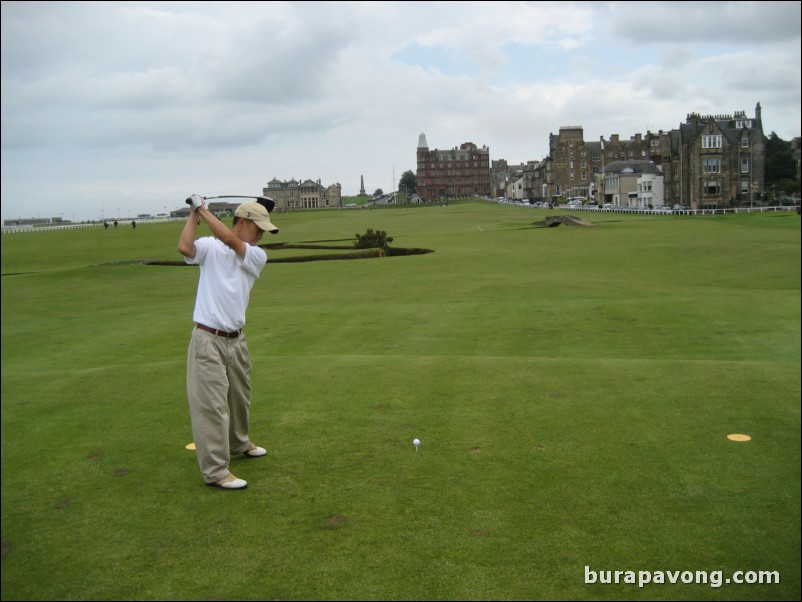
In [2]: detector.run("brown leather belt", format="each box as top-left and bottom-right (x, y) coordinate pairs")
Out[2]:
(196, 323), (240, 338)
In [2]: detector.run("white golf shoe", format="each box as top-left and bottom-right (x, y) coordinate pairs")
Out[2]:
(243, 442), (267, 457)
(208, 474), (248, 490)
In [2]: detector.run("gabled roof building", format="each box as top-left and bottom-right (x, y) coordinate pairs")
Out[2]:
(263, 178), (342, 211)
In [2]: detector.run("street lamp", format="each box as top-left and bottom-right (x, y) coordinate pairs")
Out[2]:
(599, 136), (607, 206)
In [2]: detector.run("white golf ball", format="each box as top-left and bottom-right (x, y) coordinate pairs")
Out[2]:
(413, 438), (420, 446)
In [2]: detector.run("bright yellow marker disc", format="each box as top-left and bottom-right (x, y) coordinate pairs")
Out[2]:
(185, 442), (196, 450)
(727, 434), (751, 442)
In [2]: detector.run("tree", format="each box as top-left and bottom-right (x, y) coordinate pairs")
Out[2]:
(765, 132), (799, 189)
(773, 178), (801, 197)
(373, 188), (384, 197)
(398, 170), (417, 195)
(764, 131), (789, 156)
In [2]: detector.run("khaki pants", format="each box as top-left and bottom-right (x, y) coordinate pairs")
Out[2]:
(187, 327), (252, 483)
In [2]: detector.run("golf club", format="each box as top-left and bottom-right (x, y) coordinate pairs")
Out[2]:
(185, 195), (276, 212)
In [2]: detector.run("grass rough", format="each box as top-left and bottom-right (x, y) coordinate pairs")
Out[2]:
(2, 203), (800, 601)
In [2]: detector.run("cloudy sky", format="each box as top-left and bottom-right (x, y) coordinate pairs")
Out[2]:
(2, 1), (800, 222)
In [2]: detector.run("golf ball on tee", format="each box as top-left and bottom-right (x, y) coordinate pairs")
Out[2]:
(413, 438), (420, 446)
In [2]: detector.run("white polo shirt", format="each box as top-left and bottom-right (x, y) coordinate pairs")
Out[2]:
(185, 237), (267, 332)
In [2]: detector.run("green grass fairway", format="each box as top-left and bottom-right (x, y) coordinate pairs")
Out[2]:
(2, 202), (800, 601)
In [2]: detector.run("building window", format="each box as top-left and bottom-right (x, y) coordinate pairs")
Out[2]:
(740, 180), (750, 194)
(741, 158), (750, 173)
(735, 120), (752, 129)
(741, 137), (749, 148)
(702, 135), (722, 149)
(703, 157), (721, 173)
(704, 181), (720, 195)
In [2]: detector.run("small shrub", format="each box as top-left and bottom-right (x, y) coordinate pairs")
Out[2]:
(354, 228), (393, 249)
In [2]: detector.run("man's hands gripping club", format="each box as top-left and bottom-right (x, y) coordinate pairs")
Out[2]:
(186, 194), (206, 211)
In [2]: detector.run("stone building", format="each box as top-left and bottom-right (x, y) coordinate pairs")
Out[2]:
(602, 160), (665, 208)
(262, 178), (342, 210)
(525, 103), (765, 209)
(536, 128), (652, 203)
(659, 103), (765, 208)
(416, 133), (491, 201)
(490, 159), (509, 198)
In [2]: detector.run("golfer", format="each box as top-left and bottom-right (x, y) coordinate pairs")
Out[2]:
(178, 195), (279, 490)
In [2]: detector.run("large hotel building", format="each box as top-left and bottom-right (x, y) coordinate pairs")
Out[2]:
(416, 133), (492, 201)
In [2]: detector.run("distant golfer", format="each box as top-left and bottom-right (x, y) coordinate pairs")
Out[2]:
(178, 195), (279, 490)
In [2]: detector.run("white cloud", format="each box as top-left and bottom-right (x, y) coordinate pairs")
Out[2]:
(2, 1), (800, 221)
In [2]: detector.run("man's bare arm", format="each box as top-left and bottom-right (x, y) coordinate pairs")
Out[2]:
(178, 211), (199, 258)
(195, 206), (246, 258)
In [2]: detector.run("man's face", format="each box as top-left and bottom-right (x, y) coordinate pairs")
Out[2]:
(251, 221), (265, 244)
(239, 220), (264, 244)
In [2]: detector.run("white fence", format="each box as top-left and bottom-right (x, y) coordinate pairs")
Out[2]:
(565, 205), (796, 216)
(2, 217), (181, 234)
